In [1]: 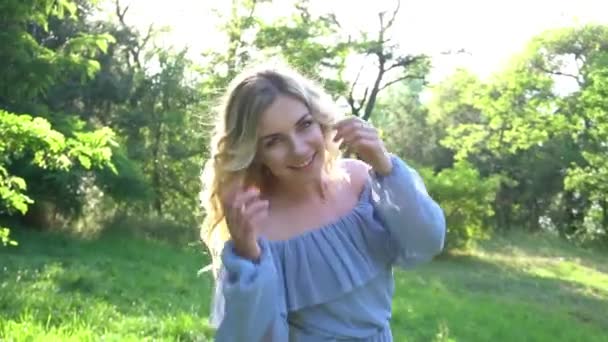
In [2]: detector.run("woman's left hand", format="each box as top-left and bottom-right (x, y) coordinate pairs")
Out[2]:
(333, 117), (393, 176)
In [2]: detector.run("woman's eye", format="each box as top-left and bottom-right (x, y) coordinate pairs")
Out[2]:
(264, 137), (279, 148)
(301, 120), (313, 129)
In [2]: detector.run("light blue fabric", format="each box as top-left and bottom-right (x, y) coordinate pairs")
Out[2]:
(211, 155), (446, 341)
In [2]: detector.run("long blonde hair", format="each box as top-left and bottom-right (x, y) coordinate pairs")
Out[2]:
(200, 63), (344, 275)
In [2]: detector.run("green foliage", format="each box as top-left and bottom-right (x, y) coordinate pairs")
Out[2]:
(0, 0), (114, 106)
(421, 161), (501, 249)
(1, 0), (206, 233)
(116, 49), (203, 225)
(427, 69), (485, 127)
(199, 0), (266, 91)
(0, 226), (18, 246)
(0, 110), (116, 240)
(565, 67), (608, 201)
(434, 24), (608, 241)
(375, 79), (454, 170)
(1, 0), (606, 249)
(0, 166), (33, 217)
(254, 2), (351, 95)
(0, 110), (117, 173)
(441, 62), (556, 162)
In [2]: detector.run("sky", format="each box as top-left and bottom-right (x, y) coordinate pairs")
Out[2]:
(115, 0), (608, 84)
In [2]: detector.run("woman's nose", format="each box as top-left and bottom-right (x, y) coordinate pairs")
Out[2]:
(290, 137), (309, 156)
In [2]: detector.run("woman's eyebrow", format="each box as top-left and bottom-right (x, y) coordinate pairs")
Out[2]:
(260, 112), (311, 140)
(294, 112), (312, 125)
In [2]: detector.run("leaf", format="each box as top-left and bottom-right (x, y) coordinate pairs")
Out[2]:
(77, 155), (92, 170)
(10, 177), (27, 190)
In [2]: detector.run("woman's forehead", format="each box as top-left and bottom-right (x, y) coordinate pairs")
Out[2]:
(258, 96), (310, 134)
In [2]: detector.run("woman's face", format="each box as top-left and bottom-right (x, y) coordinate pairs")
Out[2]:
(255, 95), (326, 185)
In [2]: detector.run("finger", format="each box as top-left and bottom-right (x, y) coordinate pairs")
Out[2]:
(242, 200), (269, 218)
(333, 118), (363, 140)
(225, 210), (243, 237)
(232, 187), (261, 210)
(334, 127), (352, 143)
(237, 201), (269, 238)
(354, 137), (381, 150)
(332, 117), (359, 130)
(246, 203), (269, 227)
(341, 130), (377, 147)
(227, 201), (255, 229)
(335, 117), (364, 132)
(334, 120), (376, 142)
(334, 124), (354, 142)
(249, 211), (268, 230)
(344, 137), (381, 159)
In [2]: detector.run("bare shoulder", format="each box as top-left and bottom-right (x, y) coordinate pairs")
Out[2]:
(338, 158), (371, 193)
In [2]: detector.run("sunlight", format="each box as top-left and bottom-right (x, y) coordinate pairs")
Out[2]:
(118, 0), (608, 83)
(4, 1), (608, 340)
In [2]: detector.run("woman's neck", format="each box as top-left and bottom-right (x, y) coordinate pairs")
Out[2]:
(265, 174), (331, 205)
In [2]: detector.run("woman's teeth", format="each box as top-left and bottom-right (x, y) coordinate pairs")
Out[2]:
(292, 154), (314, 168)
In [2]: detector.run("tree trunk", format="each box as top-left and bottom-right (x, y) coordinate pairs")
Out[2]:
(528, 199), (540, 232)
(601, 199), (608, 231)
(151, 117), (164, 216)
(363, 61), (385, 121)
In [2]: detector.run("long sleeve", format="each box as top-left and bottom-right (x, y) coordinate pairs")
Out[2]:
(212, 238), (289, 342)
(369, 154), (446, 268)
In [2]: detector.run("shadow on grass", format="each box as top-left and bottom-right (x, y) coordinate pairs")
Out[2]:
(476, 231), (608, 274)
(410, 252), (608, 327)
(0, 229), (216, 339)
(390, 252), (608, 342)
(3, 229), (606, 340)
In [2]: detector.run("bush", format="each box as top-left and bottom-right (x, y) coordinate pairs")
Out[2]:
(420, 161), (500, 250)
(101, 213), (200, 248)
(1, 110), (116, 243)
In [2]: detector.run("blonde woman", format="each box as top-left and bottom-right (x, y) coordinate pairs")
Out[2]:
(200, 63), (446, 342)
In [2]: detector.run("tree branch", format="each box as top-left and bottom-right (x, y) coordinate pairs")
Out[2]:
(387, 55), (425, 72)
(225, 0), (258, 76)
(115, 0), (129, 23)
(347, 64), (367, 116)
(114, 0), (153, 71)
(379, 73), (425, 91)
(361, 87), (369, 108)
(347, 85), (367, 117)
(376, 0), (400, 46)
(536, 64), (584, 87)
(385, 0), (401, 31)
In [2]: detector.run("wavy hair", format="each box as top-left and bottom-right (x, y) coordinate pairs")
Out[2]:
(199, 63), (345, 275)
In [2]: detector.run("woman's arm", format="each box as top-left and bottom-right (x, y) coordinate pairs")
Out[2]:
(212, 239), (288, 341)
(369, 154), (446, 268)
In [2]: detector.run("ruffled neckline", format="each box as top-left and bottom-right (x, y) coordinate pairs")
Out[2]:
(266, 180), (373, 247)
(264, 180), (396, 312)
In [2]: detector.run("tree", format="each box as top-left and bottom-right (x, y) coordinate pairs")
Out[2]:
(0, 0), (120, 236)
(1, 110), (116, 244)
(346, 0), (430, 121)
(441, 24), (608, 241)
(254, 0), (351, 96)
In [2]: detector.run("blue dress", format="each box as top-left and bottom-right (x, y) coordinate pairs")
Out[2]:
(211, 155), (446, 341)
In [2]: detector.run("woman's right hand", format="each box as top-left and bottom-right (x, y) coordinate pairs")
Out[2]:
(222, 183), (269, 261)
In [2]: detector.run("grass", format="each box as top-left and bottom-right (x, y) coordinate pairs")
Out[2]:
(0, 228), (215, 341)
(391, 231), (608, 341)
(1, 228), (607, 341)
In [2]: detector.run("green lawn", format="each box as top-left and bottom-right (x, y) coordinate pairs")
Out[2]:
(1, 228), (607, 341)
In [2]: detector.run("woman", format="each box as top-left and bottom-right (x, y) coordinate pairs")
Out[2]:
(200, 63), (446, 341)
